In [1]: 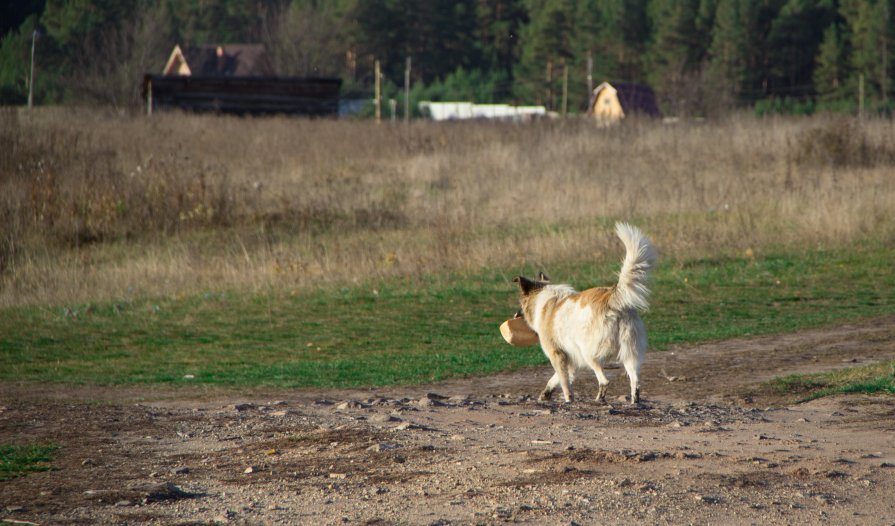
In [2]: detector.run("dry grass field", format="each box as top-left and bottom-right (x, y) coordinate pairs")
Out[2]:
(2, 108), (894, 307)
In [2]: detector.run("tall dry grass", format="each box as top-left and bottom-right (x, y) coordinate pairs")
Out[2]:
(2, 107), (894, 307)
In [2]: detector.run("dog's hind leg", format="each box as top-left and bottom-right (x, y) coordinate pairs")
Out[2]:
(541, 346), (574, 403)
(618, 318), (647, 405)
(619, 340), (645, 404)
(622, 358), (640, 404)
(587, 358), (610, 403)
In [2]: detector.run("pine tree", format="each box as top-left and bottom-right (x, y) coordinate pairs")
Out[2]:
(647, 0), (702, 88)
(514, 0), (575, 109)
(708, 0), (783, 104)
(841, 0), (893, 102)
(814, 24), (849, 102)
(766, 0), (837, 98)
(595, 0), (651, 81)
(477, 0), (528, 98)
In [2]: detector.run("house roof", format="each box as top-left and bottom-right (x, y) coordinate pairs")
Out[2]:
(589, 82), (661, 117)
(164, 44), (274, 77)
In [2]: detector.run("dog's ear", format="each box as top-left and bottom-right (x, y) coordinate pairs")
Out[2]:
(537, 271), (551, 282)
(514, 275), (538, 295)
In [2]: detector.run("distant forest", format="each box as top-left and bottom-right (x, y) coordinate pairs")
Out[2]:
(2, 0), (893, 116)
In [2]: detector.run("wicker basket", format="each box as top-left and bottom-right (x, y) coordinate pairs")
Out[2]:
(499, 317), (539, 347)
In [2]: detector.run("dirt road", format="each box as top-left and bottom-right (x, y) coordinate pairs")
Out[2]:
(3, 316), (895, 525)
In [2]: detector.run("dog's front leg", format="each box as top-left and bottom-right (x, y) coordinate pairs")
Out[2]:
(543, 345), (573, 403)
(539, 373), (558, 401)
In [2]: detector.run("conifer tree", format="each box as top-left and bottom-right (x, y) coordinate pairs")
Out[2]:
(514, 0), (575, 109)
(767, 0), (837, 97)
(841, 0), (893, 102)
(814, 24), (849, 102)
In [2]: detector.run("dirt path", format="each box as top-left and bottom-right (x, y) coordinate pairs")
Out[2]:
(3, 317), (895, 525)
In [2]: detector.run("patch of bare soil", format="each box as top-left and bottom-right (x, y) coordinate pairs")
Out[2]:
(3, 316), (895, 525)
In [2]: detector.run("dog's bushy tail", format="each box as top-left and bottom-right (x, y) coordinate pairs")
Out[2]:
(610, 222), (657, 312)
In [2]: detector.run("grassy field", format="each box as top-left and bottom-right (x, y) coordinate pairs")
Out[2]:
(2, 109), (895, 389)
(2, 241), (893, 388)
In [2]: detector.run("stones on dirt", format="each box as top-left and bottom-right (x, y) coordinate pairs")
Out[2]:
(416, 397), (446, 409)
(335, 400), (368, 411)
(369, 414), (401, 424)
(213, 510), (237, 523)
(171, 466), (190, 475)
(693, 494), (721, 504)
(366, 443), (401, 453)
(82, 482), (194, 506)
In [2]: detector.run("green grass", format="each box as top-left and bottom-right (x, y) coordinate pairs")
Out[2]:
(769, 361), (895, 402)
(2, 242), (894, 389)
(0, 443), (58, 481)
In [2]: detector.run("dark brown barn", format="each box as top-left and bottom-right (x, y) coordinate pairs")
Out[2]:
(148, 44), (339, 117)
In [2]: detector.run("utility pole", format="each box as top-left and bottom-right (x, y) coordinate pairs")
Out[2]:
(882, 3), (889, 103)
(561, 59), (569, 116)
(28, 30), (38, 110)
(404, 57), (411, 123)
(859, 73), (864, 119)
(146, 78), (153, 116)
(545, 58), (553, 111)
(586, 51), (593, 96)
(375, 59), (381, 123)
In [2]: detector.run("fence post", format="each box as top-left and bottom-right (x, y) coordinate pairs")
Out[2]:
(562, 59), (569, 116)
(404, 57), (411, 123)
(858, 73), (864, 120)
(146, 78), (153, 116)
(587, 51), (593, 96)
(375, 59), (381, 123)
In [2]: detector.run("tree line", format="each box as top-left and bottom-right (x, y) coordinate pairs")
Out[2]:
(1, 0), (892, 116)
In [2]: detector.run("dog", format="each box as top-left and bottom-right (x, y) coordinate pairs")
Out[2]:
(513, 222), (657, 404)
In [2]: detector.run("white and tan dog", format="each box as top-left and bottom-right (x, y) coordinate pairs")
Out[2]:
(513, 223), (657, 404)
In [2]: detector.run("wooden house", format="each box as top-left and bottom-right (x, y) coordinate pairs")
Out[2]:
(147, 43), (340, 117)
(588, 82), (660, 123)
(162, 44), (273, 77)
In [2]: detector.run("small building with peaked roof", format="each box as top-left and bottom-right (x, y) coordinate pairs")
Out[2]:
(163, 44), (273, 77)
(587, 82), (660, 123)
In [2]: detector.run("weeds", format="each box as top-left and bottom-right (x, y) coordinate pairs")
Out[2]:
(0, 443), (58, 481)
(771, 361), (895, 402)
(2, 108), (895, 307)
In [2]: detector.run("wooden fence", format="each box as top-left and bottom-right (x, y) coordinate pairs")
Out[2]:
(143, 75), (342, 117)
